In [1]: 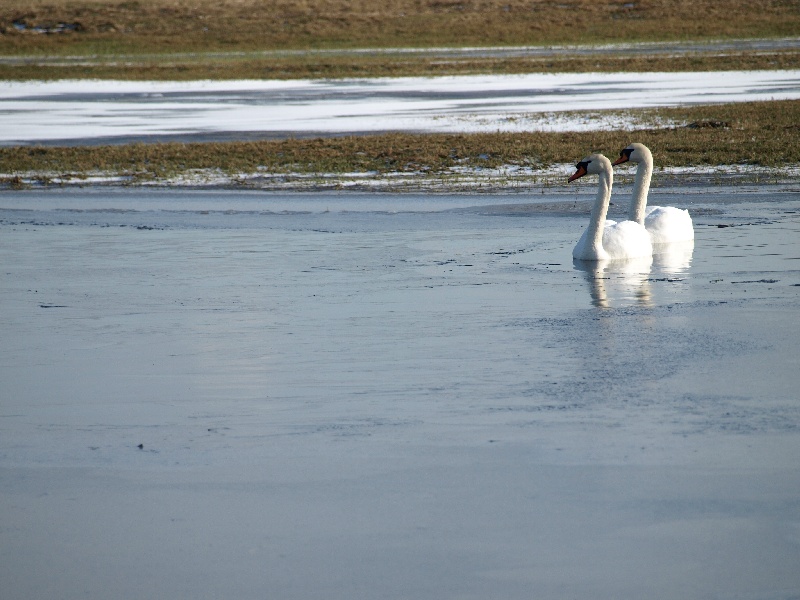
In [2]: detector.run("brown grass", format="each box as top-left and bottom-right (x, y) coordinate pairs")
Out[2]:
(2, 49), (799, 81)
(2, 0), (799, 55)
(3, 1), (798, 180)
(3, 100), (798, 185)
(2, 1), (799, 78)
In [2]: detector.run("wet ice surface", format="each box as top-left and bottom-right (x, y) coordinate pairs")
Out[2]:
(2, 70), (800, 145)
(1, 186), (800, 599)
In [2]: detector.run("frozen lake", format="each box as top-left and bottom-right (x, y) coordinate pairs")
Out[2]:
(1, 185), (799, 599)
(3, 70), (800, 145)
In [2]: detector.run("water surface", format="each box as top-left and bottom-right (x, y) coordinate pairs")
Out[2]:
(1, 187), (799, 600)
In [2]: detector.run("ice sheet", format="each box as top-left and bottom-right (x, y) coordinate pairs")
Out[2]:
(2, 70), (800, 145)
(1, 188), (799, 599)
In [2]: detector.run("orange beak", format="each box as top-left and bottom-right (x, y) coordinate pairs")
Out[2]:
(568, 163), (588, 182)
(612, 149), (631, 166)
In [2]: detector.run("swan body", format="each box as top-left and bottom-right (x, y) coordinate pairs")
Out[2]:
(613, 143), (694, 244)
(569, 153), (653, 261)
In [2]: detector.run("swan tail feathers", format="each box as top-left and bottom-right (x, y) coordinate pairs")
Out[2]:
(645, 206), (694, 243)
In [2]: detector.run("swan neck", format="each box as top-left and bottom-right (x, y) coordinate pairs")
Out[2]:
(588, 168), (613, 251)
(629, 155), (653, 225)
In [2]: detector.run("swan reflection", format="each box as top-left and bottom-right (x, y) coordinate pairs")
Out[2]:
(573, 256), (653, 308)
(574, 241), (695, 307)
(652, 240), (695, 277)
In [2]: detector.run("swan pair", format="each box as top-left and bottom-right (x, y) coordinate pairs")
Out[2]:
(570, 143), (694, 261)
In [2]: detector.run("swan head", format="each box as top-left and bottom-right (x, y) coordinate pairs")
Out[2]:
(568, 153), (611, 182)
(612, 142), (652, 166)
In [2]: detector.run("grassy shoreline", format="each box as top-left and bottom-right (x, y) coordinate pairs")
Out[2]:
(3, 100), (799, 191)
(2, 48), (799, 81)
(2, 0), (799, 188)
(2, 1), (800, 79)
(5, 0), (799, 53)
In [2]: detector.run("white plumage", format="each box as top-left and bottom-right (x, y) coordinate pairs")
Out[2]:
(612, 143), (695, 244)
(569, 153), (653, 261)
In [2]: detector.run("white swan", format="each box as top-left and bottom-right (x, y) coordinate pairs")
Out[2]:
(612, 143), (694, 244)
(569, 153), (653, 261)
